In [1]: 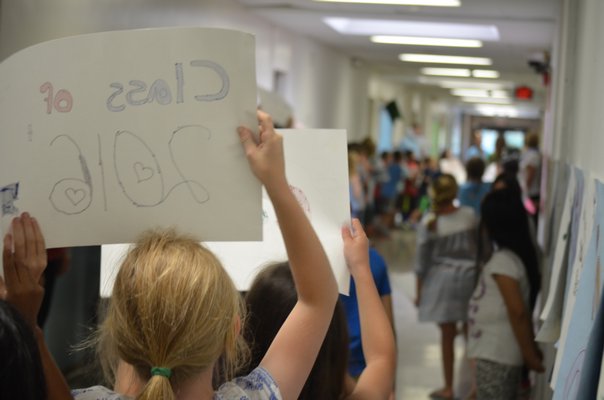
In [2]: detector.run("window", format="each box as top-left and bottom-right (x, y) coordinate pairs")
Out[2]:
(377, 107), (394, 153)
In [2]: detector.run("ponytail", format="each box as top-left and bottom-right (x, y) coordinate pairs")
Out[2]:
(137, 372), (175, 400)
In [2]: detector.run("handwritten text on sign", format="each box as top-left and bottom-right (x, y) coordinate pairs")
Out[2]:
(0, 28), (261, 248)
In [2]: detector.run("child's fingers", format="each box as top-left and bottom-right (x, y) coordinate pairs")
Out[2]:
(350, 218), (366, 238)
(21, 213), (37, 256)
(257, 110), (275, 139)
(341, 225), (352, 241)
(11, 216), (26, 262)
(237, 126), (257, 157)
(31, 217), (46, 260)
(30, 217), (47, 283)
(3, 233), (19, 286)
(0, 275), (6, 300)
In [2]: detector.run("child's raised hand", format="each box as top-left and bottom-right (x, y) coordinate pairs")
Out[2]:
(238, 110), (287, 191)
(2, 212), (47, 328)
(341, 219), (370, 277)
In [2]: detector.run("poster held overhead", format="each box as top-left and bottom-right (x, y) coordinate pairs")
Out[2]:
(0, 27), (261, 248)
(101, 129), (352, 296)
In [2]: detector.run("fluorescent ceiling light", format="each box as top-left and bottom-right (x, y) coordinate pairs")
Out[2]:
(323, 17), (500, 40)
(451, 89), (489, 97)
(472, 69), (500, 78)
(417, 76), (510, 89)
(372, 36), (481, 47)
(490, 90), (509, 98)
(462, 97), (511, 104)
(315, 0), (460, 5)
(475, 105), (519, 118)
(400, 53), (492, 65)
(421, 67), (471, 77)
(440, 81), (506, 89)
(451, 89), (509, 98)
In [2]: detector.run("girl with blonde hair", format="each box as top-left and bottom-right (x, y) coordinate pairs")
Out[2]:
(415, 174), (478, 400)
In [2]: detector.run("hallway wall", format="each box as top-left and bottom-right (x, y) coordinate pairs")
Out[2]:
(551, 0), (604, 179)
(0, 0), (372, 141)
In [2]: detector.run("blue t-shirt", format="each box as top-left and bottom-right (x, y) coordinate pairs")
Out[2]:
(465, 145), (485, 162)
(458, 181), (491, 216)
(340, 248), (392, 377)
(380, 164), (404, 199)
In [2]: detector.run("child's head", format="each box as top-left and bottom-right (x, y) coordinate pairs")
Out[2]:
(481, 189), (540, 306)
(429, 173), (458, 211)
(0, 300), (46, 400)
(465, 157), (486, 182)
(492, 172), (522, 196)
(243, 262), (349, 399)
(98, 229), (247, 399)
(481, 189), (527, 244)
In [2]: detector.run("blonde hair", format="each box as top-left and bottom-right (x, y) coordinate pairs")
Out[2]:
(429, 173), (459, 210)
(97, 229), (248, 400)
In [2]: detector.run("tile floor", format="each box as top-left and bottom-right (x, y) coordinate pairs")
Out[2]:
(373, 230), (471, 400)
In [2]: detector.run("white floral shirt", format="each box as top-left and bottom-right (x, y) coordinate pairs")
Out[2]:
(72, 367), (281, 400)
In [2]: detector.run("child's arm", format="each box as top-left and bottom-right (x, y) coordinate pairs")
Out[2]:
(493, 274), (544, 372)
(238, 111), (338, 400)
(3, 214), (73, 400)
(342, 219), (396, 400)
(414, 217), (433, 306)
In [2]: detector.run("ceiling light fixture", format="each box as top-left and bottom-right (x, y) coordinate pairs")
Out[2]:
(472, 69), (500, 78)
(323, 18), (500, 40)
(400, 53), (492, 65)
(475, 105), (519, 118)
(439, 81), (506, 89)
(451, 89), (509, 98)
(417, 76), (510, 89)
(451, 89), (490, 97)
(421, 68), (471, 77)
(315, 0), (461, 6)
(490, 90), (509, 98)
(372, 35), (481, 47)
(461, 97), (512, 104)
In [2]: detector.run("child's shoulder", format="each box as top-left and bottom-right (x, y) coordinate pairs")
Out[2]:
(486, 249), (524, 277)
(215, 367), (282, 400)
(72, 386), (130, 400)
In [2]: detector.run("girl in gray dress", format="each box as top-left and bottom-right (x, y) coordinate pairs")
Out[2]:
(415, 174), (478, 400)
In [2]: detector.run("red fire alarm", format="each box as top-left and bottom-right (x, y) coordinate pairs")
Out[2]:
(515, 86), (534, 100)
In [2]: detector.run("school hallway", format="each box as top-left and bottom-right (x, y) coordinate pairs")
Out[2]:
(374, 229), (470, 400)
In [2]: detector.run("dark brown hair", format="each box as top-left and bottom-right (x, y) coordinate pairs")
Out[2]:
(465, 157), (486, 181)
(242, 262), (349, 399)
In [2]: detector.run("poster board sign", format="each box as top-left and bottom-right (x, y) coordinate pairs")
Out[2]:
(0, 28), (261, 249)
(101, 129), (352, 296)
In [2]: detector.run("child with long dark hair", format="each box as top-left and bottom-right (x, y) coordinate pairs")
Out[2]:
(467, 189), (543, 400)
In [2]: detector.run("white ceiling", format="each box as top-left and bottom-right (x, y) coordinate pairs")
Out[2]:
(237, 0), (559, 94)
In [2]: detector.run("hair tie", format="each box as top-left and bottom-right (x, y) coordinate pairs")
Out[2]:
(150, 367), (172, 379)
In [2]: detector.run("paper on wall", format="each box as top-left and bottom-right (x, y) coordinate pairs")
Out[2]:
(551, 179), (603, 392)
(537, 158), (564, 253)
(0, 27), (261, 248)
(598, 356), (604, 400)
(537, 169), (576, 342)
(101, 129), (351, 296)
(575, 284), (604, 400)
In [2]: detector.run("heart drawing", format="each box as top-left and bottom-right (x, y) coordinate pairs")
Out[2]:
(65, 188), (86, 206)
(133, 162), (155, 183)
